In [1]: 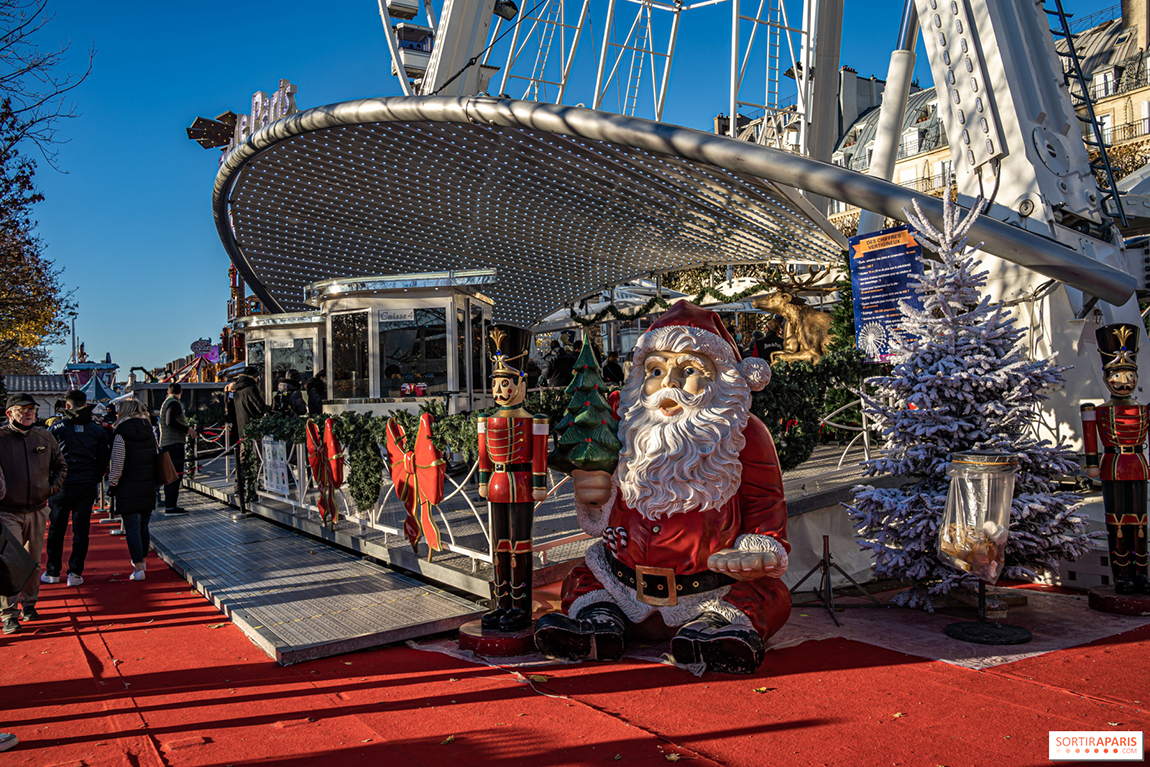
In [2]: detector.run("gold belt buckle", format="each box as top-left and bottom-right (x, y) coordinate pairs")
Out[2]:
(634, 564), (677, 606)
(494, 462), (507, 472)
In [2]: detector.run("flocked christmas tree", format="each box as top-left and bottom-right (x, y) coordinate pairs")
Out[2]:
(550, 339), (621, 474)
(846, 180), (1097, 609)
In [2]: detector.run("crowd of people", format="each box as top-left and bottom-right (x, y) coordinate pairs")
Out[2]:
(538, 314), (784, 390)
(0, 364), (333, 753)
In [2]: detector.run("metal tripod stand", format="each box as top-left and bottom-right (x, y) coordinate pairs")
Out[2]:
(789, 535), (881, 626)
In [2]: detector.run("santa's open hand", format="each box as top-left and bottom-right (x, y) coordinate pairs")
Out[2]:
(707, 548), (777, 581)
(572, 469), (613, 507)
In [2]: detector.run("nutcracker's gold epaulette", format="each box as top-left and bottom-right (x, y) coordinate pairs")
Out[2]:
(1080, 403), (1097, 412)
(532, 415), (548, 423)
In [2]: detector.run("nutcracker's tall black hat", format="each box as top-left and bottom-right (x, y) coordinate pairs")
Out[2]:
(1096, 323), (1140, 372)
(488, 328), (527, 381)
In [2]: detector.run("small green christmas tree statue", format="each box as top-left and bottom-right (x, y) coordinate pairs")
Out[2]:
(550, 339), (621, 474)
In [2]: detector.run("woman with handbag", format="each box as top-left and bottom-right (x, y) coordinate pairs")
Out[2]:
(108, 399), (163, 581)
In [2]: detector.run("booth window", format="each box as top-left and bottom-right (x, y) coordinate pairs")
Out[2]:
(246, 341), (265, 380)
(270, 338), (314, 385)
(331, 312), (369, 399)
(471, 304), (488, 397)
(380, 308), (448, 395)
(457, 307), (467, 394)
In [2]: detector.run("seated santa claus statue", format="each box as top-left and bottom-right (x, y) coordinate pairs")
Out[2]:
(534, 302), (791, 675)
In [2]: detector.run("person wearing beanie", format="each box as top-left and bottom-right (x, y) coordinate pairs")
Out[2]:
(0, 393), (67, 634)
(535, 302), (787, 675)
(272, 369), (307, 417)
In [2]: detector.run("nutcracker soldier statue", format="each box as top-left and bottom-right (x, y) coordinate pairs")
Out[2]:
(477, 329), (549, 632)
(1081, 323), (1150, 596)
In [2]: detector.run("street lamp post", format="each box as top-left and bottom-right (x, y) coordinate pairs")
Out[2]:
(68, 310), (77, 364)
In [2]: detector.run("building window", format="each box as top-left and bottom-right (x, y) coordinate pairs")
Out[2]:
(380, 307), (448, 395)
(902, 130), (920, 157)
(331, 312), (369, 399)
(269, 338), (314, 387)
(1094, 70), (1115, 98)
(1099, 113), (1113, 145)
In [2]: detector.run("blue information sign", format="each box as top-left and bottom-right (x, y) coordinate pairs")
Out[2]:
(848, 224), (924, 363)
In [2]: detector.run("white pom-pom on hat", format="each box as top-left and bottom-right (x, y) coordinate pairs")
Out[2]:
(737, 356), (772, 391)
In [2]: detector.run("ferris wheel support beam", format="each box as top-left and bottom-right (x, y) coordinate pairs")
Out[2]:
(592, 0), (618, 109)
(556, 0), (591, 103)
(857, 0), (919, 236)
(654, 3), (680, 120)
(728, 0), (737, 137)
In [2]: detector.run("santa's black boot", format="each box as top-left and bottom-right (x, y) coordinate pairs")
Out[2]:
(671, 612), (765, 675)
(534, 602), (627, 662)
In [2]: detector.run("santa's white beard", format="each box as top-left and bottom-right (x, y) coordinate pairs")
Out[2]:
(615, 364), (750, 519)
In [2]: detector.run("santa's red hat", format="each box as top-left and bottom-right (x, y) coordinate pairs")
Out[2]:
(631, 301), (771, 390)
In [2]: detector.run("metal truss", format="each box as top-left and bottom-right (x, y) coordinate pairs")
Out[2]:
(376, 0), (818, 130)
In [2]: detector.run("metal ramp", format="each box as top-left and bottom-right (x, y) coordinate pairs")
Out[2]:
(149, 494), (483, 665)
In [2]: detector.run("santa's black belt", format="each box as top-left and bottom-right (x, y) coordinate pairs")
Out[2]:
(492, 462), (532, 472)
(606, 550), (735, 607)
(1104, 447), (1143, 454)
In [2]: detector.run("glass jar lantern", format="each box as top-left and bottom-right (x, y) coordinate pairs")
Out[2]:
(937, 451), (1019, 585)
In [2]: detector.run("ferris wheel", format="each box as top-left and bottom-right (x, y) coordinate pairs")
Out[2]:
(375, 0), (833, 145)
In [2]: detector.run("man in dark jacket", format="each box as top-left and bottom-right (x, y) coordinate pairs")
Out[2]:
(226, 367), (267, 500)
(547, 344), (577, 388)
(1, 393), (67, 634)
(159, 383), (195, 516)
(305, 369), (326, 415)
(601, 350), (625, 385)
(227, 367), (268, 439)
(273, 369), (307, 416)
(44, 390), (110, 587)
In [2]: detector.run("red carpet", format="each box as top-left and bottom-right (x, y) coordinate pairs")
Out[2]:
(3, 514), (1148, 767)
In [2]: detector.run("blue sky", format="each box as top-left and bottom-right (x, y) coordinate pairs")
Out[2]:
(34, 0), (1099, 374)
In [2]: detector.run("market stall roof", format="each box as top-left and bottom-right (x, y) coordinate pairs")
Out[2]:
(213, 96), (1136, 328)
(79, 374), (119, 403)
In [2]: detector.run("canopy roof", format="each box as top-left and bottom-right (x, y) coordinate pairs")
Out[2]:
(213, 96), (1136, 328)
(79, 374), (119, 403)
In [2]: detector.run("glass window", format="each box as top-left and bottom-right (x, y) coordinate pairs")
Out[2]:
(331, 312), (369, 399)
(471, 304), (487, 397)
(269, 338), (314, 385)
(246, 340), (265, 381)
(457, 307), (467, 395)
(380, 308), (448, 395)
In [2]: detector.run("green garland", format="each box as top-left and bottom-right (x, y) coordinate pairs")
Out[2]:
(568, 275), (798, 327)
(235, 388), (613, 514)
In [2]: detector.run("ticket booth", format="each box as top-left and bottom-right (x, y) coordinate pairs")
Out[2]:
(232, 312), (325, 404)
(300, 270), (498, 415)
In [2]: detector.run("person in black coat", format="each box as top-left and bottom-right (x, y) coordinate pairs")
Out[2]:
(226, 366), (268, 499)
(601, 350), (625, 385)
(107, 399), (157, 581)
(547, 345), (577, 388)
(45, 390), (110, 586)
(273, 369), (307, 416)
(227, 367), (268, 440)
(305, 369), (327, 415)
